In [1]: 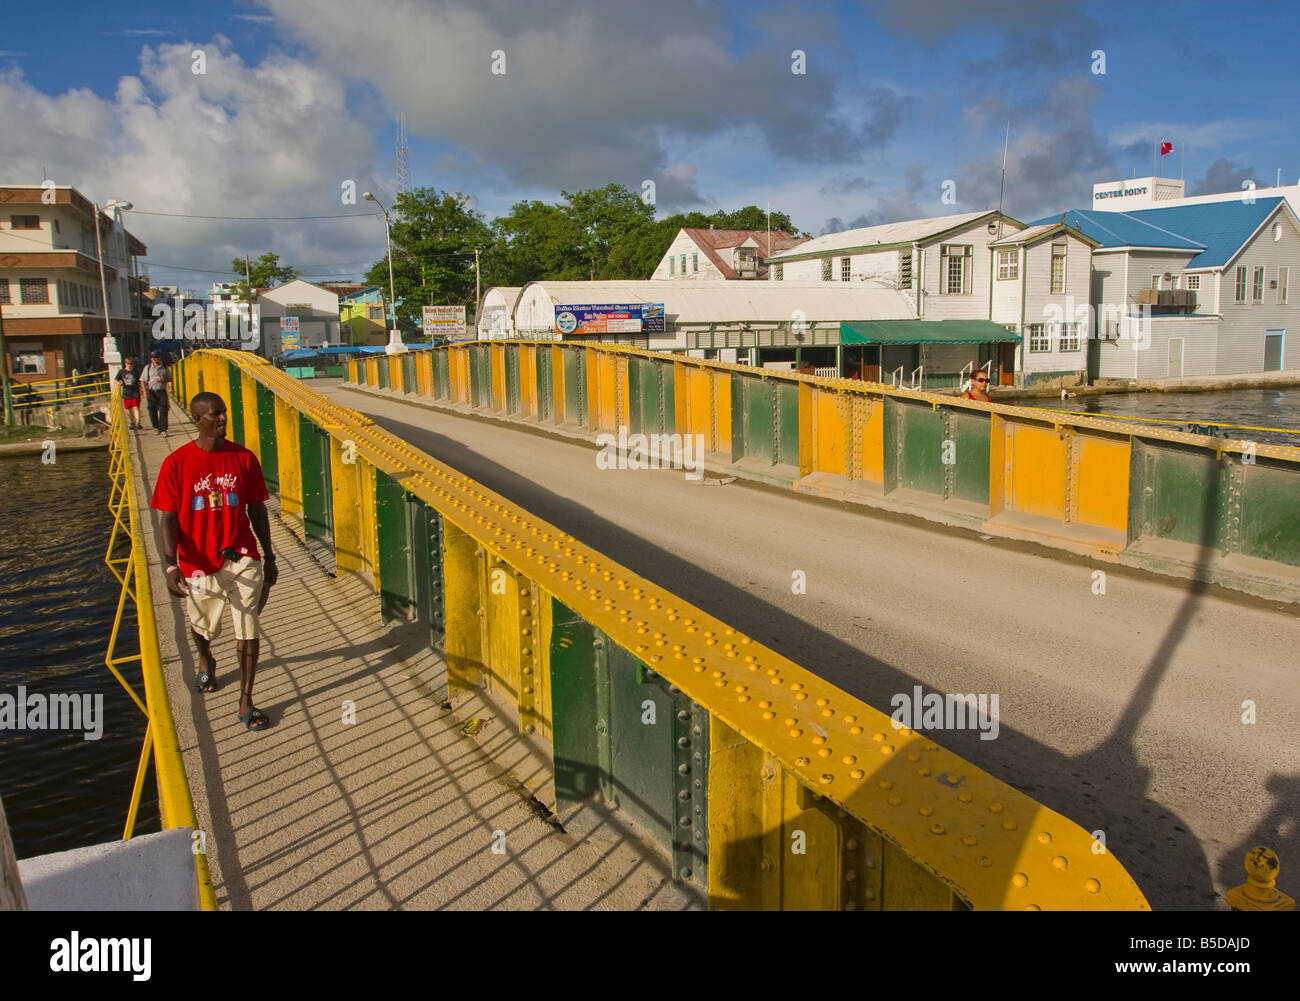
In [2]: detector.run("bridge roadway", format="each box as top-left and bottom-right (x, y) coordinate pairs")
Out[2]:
(324, 378), (1300, 911)
(131, 406), (696, 909)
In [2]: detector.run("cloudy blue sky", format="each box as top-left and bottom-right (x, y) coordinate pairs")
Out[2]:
(2, 0), (1296, 289)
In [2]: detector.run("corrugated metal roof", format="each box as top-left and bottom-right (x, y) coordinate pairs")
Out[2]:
(514, 280), (916, 327)
(765, 211), (1005, 262)
(989, 222), (1097, 248)
(841, 320), (1022, 344)
(1030, 198), (1286, 267)
(679, 228), (807, 278)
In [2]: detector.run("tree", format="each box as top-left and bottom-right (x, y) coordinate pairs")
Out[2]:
(490, 200), (587, 286)
(707, 206), (802, 235)
(231, 252), (301, 302)
(560, 184), (656, 279)
(364, 187), (491, 333)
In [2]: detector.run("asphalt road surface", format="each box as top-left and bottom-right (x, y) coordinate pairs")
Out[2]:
(323, 379), (1300, 910)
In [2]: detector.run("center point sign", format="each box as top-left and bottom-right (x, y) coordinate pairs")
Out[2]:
(554, 303), (665, 336)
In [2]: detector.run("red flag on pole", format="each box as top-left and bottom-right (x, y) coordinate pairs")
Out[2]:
(1160, 140), (1174, 156)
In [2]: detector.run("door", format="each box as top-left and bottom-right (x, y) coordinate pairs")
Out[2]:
(1168, 337), (1184, 378)
(1264, 330), (1284, 371)
(999, 343), (1016, 385)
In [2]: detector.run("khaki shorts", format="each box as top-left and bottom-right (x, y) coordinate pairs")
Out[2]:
(185, 556), (264, 641)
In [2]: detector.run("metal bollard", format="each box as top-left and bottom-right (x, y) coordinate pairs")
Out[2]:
(1225, 846), (1294, 911)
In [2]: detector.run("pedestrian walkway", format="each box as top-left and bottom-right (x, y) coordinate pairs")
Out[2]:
(127, 401), (693, 910)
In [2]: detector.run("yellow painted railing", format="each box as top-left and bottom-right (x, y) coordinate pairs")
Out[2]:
(12, 368), (110, 408)
(105, 391), (217, 911)
(178, 349), (1150, 910)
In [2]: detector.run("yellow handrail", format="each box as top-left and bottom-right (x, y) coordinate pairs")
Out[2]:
(105, 391), (218, 911)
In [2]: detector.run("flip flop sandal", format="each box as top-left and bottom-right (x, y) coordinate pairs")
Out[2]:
(195, 671), (218, 693)
(237, 707), (270, 731)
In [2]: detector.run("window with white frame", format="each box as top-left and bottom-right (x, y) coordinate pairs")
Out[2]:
(898, 251), (912, 289)
(1280, 266), (1289, 304)
(941, 244), (971, 294)
(669, 256), (675, 276)
(840, 257), (851, 282)
(1051, 241), (1067, 294)
(1235, 266), (1247, 302)
(19, 278), (48, 304)
(680, 253), (687, 275)
(1028, 323), (1051, 352)
(1059, 322), (1080, 351)
(821, 257), (832, 281)
(1186, 274), (1200, 291)
(774, 263), (784, 281)
(12, 352), (45, 374)
(692, 253), (698, 273)
(996, 248), (1018, 281)
(0, 279), (9, 304)
(1152, 275), (1161, 289)
(1253, 267), (1265, 302)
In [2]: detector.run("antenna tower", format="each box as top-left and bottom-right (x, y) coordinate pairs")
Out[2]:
(396, 113), (411, 194)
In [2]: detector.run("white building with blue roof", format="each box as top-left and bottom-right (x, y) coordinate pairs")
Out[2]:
(1028, 196), (1300, 379)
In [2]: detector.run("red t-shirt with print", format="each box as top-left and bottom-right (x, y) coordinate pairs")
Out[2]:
(150, 440), (269, 576)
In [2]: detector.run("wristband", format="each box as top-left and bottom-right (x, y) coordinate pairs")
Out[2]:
(166, 564), (180, 574)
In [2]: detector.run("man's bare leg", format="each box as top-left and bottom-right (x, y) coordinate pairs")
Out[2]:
(236, 638), (262, 724)
(192, 629), (217, 691)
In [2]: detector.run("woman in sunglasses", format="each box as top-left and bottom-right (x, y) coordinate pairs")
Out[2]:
(963, 371), (993, 402)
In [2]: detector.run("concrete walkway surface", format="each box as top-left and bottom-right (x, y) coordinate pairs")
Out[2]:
(128, 404), (694, 910)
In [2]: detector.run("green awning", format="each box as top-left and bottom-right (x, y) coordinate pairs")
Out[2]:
(840, 320), (1022, 344)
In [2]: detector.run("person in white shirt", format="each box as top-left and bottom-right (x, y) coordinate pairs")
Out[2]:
(143, 350), (173, 436)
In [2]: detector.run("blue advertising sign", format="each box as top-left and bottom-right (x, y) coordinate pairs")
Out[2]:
(554, 303), (665, 336)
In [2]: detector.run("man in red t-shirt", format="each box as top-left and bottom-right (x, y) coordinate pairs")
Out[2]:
(151, 391), (279, 731)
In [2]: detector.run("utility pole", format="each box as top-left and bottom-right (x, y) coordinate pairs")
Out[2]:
(474, 248), (481, 314)
(0, 299), (12, 425)
(996, 122), (1010, 240)
(245, 255), (252, 296)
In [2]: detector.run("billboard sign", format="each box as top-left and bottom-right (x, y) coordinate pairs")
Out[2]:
(554, 303), (665, 337)
(423, 305), (467, 339)
(280, 316), (300, 350)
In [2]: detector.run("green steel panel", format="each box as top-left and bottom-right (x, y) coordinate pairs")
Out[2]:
(376, 357), (390, 389)
(1239, 463), (1300, 566)
(629, 357), (655, 435)
(537, 347), (554, 423)
(608, 643), (674, 850)
(895, 401), (946, 497)
(661, 363), (676, 437)
(433, 350), (450, 400)
(297, 414), (332, 541)
(740, 377), (775, 463)
(255, 382), (279, 496)
(563, 348), (586, 426)
(409, 498), (447, 652)
(504, 348), (521, 415)
(325, 365), (344, 378)
(776, 382), (798, 466)
(226, 363), (244, 446)
(952, 410), (991, 506)
(1135, 441), (1223, 548)
(376, 470), (416, 622)
(470, 344), (490, 408)
(550, 601), (605, 811)
(402, 353), (417, 394)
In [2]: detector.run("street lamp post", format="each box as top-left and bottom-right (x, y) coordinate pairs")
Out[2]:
(94, 199), (134, 379)
(362, 192), (405, 354)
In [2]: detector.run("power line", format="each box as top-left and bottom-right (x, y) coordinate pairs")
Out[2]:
(131, 209), (382, 220)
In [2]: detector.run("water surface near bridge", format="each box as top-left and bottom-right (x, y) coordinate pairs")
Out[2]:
(0, 448), (157, 859)
(1031, 387), (1300, 446)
